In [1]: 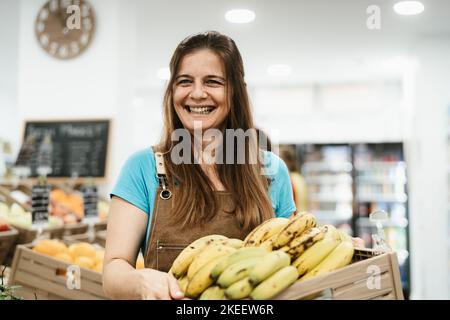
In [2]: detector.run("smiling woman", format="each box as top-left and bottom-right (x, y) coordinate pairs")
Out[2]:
(102, 31), (297, 300)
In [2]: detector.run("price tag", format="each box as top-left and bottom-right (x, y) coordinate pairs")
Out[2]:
(31, 184), (50, 224)
(81, 185), (98, 219)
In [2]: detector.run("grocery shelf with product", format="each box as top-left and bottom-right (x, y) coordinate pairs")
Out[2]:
(280, 142), (411, 298)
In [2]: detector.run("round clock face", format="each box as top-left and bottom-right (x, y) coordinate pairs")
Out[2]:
(35, 0), (95, 59)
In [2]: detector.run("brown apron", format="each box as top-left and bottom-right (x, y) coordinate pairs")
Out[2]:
(144, 150), (252, 272)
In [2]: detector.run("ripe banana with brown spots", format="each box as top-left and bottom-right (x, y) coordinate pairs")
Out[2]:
(272, 213), (316, 249)
(286, 227), (325, 259)
(170, 234), (228, 279)
(243, 217), (290, 247)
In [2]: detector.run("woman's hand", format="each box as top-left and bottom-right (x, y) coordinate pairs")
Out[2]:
(351, 237), (365, 248)
(133, 268), (185, 300)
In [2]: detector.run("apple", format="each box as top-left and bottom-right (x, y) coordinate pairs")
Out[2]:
(0, 217), (11, 232)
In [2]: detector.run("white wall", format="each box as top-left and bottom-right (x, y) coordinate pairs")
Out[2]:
(406, 36), (450, 299)
(0, 0), (20, 149)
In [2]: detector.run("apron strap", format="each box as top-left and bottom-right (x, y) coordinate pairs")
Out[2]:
(154, 151), (172, 200)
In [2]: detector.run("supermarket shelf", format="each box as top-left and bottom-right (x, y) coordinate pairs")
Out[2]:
(356, 176), (406, 184)
(356, 217), (409, 228)
(305, 175), (352, 184)
(302, 161), (353, 173)
(355, 161), (406, 170)
(357, 194), (407, 203)
(309, 193), (353, 202)
(312, 210), (352, 221)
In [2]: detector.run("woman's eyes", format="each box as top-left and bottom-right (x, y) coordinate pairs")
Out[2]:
(176, 79), (223, 86)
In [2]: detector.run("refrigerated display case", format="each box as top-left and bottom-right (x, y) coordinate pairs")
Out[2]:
(281, 142), (411, 298)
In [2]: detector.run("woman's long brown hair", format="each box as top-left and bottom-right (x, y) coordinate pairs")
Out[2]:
(156, 31), (274, 232)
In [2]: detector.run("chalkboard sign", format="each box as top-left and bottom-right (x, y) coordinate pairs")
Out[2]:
(19, 120), (110, 178)
(31, 184), (50, 224)
(81, 185), (98, 218)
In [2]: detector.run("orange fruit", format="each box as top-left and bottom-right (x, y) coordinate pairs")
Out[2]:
(136, 255), (145, 269)
(74, 256), (95, 269)
(33, 240), (67, 256)
(68, 242), (97, 260)
(54, 252), (73, 263)
(93, 262), (103, 273)
(94, 250), (104, 264)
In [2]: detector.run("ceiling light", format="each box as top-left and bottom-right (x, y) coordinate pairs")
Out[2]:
(393, 1), (424, 15)
(225, 9), (255, 24)
(157, 67), (170, 80)
(267, 64), (292, 77)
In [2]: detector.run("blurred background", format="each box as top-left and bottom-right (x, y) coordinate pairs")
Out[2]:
(0, 0), (449, 299)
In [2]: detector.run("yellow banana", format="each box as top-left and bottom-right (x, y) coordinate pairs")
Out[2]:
(177, 275), (189, 293)
(223, 238), (244, 249)
(272, 213), (316, 249)
(292, 237), (341, 277)
(287, 227), (325, 259)
(210, 247), (267, 281)
(187, 244), (236, 280)
(243, 217), (290, 247)
(300, 241), (354, 281)
(185, 255), (226, 299)
(217, 257), (261, 288)
(225, 277), (253, 300)
(249, 250), (291, 285)
(170, 234), (228, 278)
(338, 229), (353, 243)
(258, 233), (278, 252)
(321, 224), (341, 241)
(199, 285), (226, 300)
(250, 266), (298, 300)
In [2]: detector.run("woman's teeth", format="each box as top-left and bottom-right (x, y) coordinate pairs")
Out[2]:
(187, 106), (215, 114)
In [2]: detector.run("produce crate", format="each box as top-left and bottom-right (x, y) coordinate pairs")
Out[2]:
(0, 228), (19, 265)
(8, 243), (107, 300)
(63, 233), (92, 244)
(274, 248), (404, 300)
(93, 220), (107, 232)
(3, 224), (65, 267)
(95, 230), (106, 247)
(63, 222), (89, 236)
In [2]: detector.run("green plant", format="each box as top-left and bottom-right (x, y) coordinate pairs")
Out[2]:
(0, 266), (23, 300)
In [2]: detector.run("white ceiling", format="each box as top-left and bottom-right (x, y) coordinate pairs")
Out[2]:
(135, 0), (450, 87)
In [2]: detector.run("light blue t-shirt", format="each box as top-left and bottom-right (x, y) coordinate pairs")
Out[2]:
(111, 148), (296, 248)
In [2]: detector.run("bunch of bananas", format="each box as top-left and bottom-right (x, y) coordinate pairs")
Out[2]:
(169, 213), (355, 300)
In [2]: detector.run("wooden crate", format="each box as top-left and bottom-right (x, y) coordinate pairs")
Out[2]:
(93, 220), (107, 232)
(274, 248), (404, 300)
(0, 228), (19, 265)
(63, 222), (89, 236)
(95, 230), (106, 247)
(8, 243), (107, 300)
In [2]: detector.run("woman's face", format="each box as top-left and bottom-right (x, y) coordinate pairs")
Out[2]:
(173, 49), (229, 133)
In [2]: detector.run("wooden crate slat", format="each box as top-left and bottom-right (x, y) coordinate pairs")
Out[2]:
(18, 258), (67, 285)
(333, 272), (394, 299)
(14, 270), (102, 300)
(274, 251), (402, 300)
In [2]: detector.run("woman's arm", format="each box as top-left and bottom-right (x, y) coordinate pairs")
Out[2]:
(102, 196), (183, 299)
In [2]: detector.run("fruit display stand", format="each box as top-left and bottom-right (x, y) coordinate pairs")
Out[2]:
(63, 222), (89, 236)
(93, 220), (107, 232)
(0, 227), (19, 266)
(8, 243), (107, 300)
(274, 248), (404, 300)
(94, 230), (106, 247)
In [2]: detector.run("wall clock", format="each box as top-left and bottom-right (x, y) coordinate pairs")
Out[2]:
(35, 0), (95, 59)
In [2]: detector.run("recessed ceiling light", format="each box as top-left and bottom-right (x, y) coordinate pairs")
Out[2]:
(225, 9), (255, 24)
(157, 67), (170, 80)
(267, 64), (292, 77)
(393, 1), (424, 15)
